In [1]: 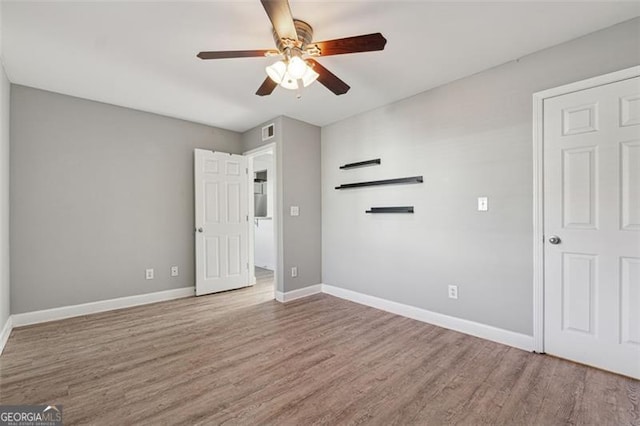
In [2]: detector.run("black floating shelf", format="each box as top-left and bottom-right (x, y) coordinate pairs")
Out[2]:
(335, 176), (423, 190)
(339, 158), (381, 169)
(366, 206), (414, 214)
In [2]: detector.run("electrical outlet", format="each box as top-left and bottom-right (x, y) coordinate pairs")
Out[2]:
(145, 268), (154, 280)
(291, 266), (298, 278)
(448, 285), (458, 299)
(290, 206), (299, 216)
(171, 266), (179, 277)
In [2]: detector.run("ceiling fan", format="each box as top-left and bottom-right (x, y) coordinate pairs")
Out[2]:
(197, 0), (387, 97)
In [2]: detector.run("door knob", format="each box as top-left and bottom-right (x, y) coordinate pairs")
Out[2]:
(548, 235), (561, 245)
(197, 227), (203, 233)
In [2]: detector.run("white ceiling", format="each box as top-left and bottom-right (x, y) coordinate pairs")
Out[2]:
(2, 1), (639, 132)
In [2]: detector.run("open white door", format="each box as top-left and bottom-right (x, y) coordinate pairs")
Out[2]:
(195, 149), (250, 296)
(543, 76), (640, 379)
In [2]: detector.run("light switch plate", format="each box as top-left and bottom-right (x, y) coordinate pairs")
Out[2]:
(290, 206), (299, 216)
(478, 197), (488, 212)
(171, 266), (179, 277)
(291, 266), (298, 277)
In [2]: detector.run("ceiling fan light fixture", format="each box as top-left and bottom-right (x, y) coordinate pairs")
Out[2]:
(266, 59), (318, 91)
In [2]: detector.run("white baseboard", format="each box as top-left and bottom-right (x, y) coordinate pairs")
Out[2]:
(274, 283), (532, 352)
(322, 284), (534, 352)
(5, 282), (533, 354)
(275, 284), (322, 303)
(0, 315), (12, 355)
(12, 287), (195, 328)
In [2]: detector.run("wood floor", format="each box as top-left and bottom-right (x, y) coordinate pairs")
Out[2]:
(1, 270), (638, 425)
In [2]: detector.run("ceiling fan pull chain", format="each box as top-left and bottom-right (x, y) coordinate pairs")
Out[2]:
(296, 79), (305, 99)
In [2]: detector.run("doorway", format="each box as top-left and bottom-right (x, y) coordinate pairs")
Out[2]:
(533, 66), (640, 379)
(246, 144), (277, 298)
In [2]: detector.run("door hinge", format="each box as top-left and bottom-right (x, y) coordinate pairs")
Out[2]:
(246, 215), (249, 222)
(246, 168), (248, 174)
(246, 262), (249, 270)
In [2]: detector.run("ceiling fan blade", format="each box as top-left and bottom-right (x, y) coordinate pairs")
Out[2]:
(306, 33), (387, 57)
(256, 77), (278, 96)
(307, 59), (350, 95)
(260, 0), (298, 42)
(197, 50), (278, 60)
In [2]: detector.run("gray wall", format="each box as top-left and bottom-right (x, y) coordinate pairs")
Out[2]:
(321, 18), (640, 335)
(242, 116), (322, 293)
(0, 64), (10, 329)
(10, 86), (242, 314)
(281, 117), (322, 292)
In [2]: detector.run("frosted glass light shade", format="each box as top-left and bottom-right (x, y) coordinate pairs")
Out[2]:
(287, 56), (307, 80)
(300, 65), (319, 87)
(266, 61), (287, 84)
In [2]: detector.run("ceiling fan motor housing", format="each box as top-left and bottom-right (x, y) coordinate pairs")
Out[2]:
(273, 19), (314, 54)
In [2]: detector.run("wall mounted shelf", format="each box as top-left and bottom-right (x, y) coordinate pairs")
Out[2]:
(334, 176), (423, 190)
(366, 206), (414, 214)
(339, 158), (381, 169)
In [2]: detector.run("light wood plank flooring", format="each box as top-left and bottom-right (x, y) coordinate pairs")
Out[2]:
(1, 272), (638, 425)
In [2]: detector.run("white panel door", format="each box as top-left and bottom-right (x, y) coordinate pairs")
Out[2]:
(544, 76), (640, 378)
(195, 149), (249, 296)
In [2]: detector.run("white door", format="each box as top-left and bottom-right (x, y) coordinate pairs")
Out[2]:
(544, 76), (640, 379)
(195, 149), (250, 296)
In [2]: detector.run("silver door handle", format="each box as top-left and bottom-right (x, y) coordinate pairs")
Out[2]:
(548, 235), (561, 245)
(197, 227), (203, 233)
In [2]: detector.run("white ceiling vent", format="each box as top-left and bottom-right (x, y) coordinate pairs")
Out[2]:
(262, 123), (275, 141)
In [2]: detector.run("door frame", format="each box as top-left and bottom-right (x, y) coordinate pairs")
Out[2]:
(532, 65), (640, 353)
(244, 142), (278, 298)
